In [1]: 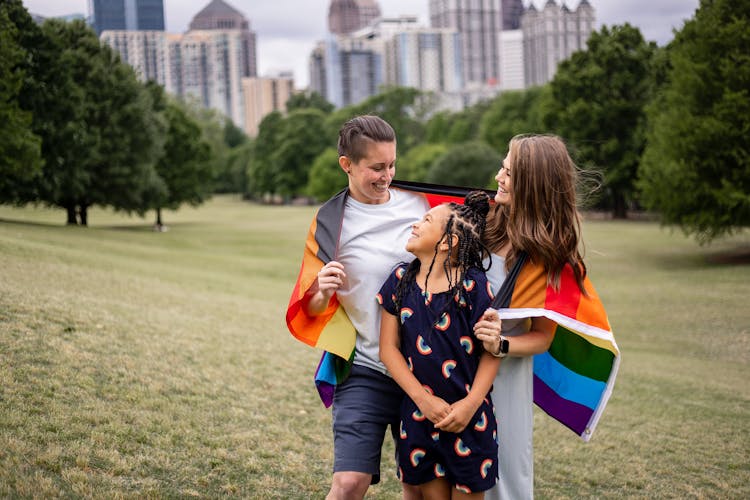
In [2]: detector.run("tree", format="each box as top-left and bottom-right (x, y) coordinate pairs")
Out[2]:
(397, 143), (448, 182)
(425, 141), (501, 188)
(306, 148), (345, 201)
(425, 101), (492, 145)
(0, 4), (42, 201)
(547, 24), (656, 218)
(7, 12), (164, 225)
(147, 87), (213, 229)
(71, 23), (165, 225)
(638, 0), (750, 242)
(246, 111), (284, 200)
(286, 90), (334, 114)
(272, 108), (329, 198)
(479, 86), (552, 153)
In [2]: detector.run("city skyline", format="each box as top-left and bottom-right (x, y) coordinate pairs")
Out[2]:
(23, 0), (699, 89)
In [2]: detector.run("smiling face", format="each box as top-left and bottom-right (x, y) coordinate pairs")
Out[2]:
(494, 152), (513, 206)
(406, 204), (451, 257)
(339, 139), (396, 205)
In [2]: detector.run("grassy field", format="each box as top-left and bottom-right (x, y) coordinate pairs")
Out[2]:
(1, 195), (748, 499)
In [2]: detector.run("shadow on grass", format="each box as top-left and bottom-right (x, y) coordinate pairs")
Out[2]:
(645, 245), (750, 271)
(0, 217), (73, 228)
(704, 246), (750, 266)
(1, 217), (201, 233)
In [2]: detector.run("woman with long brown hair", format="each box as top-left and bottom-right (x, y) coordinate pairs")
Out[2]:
(474, 134), (591, 500)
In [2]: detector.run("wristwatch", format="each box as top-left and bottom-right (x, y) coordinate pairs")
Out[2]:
(493, 335), (509, 358)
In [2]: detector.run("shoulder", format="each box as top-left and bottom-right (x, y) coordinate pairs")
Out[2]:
(391, 188), (430, 210)
(464, 267), (492, 301)
(465, 266), (488, 284)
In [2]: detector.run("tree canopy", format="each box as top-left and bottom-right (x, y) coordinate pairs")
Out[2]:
(546, 24), (657, 218)
(0, 5), (42, 200)
(425, 141), (501, 189)
(638, 0), (750, 242)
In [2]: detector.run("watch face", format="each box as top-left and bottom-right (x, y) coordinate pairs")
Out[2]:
(500, 338), (509, 354)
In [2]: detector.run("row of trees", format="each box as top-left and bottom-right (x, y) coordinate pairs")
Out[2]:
(2, 0), (746, 241)
(0, 0), (246, 227)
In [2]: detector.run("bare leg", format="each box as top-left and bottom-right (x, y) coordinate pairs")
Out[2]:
(326, 471), (371, 500)
(419, 478), (452, 500)
(403, 481), (423, 500)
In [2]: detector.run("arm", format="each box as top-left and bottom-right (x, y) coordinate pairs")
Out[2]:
(379, 309), (451, 424)
(473, 308), (556, 357)
(301, 261), (346, 316)
(435, 351), (500, 433)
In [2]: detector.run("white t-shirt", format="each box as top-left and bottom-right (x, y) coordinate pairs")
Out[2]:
(336, 189), (430, 374)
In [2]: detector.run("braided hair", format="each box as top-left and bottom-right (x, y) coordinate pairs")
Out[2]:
(394, 190), (492, 314)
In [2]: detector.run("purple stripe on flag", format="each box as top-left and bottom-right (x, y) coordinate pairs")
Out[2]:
(533, 375), (593, 436)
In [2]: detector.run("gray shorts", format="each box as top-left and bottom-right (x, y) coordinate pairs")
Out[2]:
(332, 363), (405, 484)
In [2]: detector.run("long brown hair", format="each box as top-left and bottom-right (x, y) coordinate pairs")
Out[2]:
(484, 134), (587, 292)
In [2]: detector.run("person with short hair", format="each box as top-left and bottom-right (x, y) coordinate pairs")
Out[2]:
(301, 115), (429, 500)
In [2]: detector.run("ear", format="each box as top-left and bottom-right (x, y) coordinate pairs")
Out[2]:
(438, 233), (458, 252)
(339, 156), (351, 174)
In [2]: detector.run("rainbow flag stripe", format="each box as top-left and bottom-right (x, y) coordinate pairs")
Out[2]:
(493, 257), (619, 441)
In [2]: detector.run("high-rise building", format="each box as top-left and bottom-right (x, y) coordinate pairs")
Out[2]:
(189, 0), (250, 30)
(324, 34), (382, 108)
(317, 16), (425, 108)
(168, 0), (257, 127)
(502, 0), (525, 30)
(328, 0), (382, 35)
(100, 30), (170, 85)
(428, 0), (502, 88)
(309, 42), (328, 100)
(499, 29), (524, 90)
(242, 72), (295, 137)
(89, 0), (164, 35)
(384, 28), (462, 93)
(522, 0), (595, 87)
(101, 0), (257, 128)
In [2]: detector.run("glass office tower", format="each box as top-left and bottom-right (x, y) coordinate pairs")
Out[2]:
(90, 0), (165, 35)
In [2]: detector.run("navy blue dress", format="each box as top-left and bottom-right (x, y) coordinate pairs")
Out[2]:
(377, 265), (499, 493)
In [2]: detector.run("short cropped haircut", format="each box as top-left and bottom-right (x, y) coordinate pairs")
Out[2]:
(337, 115), (396, 163)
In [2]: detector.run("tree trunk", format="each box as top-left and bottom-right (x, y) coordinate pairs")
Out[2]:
(79, 204), (88, 226)
(66, 205), (78, 225)
(612, 192), (628, 219)
(154, 207), (164, 231)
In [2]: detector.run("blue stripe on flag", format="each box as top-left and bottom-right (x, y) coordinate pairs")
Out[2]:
(533, 351), (606, 411)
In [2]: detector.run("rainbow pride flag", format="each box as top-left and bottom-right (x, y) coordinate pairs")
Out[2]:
(492, 254), (619, 442)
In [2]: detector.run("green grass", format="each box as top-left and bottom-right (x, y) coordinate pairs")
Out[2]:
(1, 196), (748, 499)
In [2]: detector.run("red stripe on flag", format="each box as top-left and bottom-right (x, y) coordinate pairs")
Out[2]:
(544, 265), (582, 319)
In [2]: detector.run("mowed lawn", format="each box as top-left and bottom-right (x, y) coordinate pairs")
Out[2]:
(1, 195), (748, 499)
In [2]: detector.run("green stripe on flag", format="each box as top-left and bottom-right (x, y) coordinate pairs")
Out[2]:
(548, 326), (614, 382)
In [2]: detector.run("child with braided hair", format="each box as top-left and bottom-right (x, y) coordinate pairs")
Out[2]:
(378, 191), (500, 499)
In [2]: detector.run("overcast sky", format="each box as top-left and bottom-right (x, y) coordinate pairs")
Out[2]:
(23, 0), (700, 89)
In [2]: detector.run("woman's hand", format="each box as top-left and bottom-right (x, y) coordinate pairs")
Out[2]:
(473, 307), (503, 356)
(303, 261), (346, 315)
(316, 261), (346, 300)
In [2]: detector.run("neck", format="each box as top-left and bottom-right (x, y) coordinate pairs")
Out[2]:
(415, 255), (457, 293)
